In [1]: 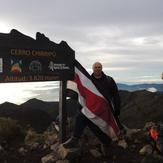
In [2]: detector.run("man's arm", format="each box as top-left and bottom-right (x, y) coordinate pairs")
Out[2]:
(110, 77), (121, 116)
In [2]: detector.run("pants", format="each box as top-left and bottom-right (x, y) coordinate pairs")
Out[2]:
(73, 112), (112, 146)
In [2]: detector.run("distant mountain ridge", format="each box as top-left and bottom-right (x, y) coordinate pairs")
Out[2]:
(117, 83), (163, 92)
(0, 98), (78, 132)
(0, 101), (52, 132)
(0, 89), (163, 131)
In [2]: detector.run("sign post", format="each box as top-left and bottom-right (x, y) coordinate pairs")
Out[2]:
(59, 80), (67, 143)
(0, 29), (75, 143)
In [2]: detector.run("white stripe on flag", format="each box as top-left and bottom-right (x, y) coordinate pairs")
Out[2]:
(75, 67), (103, 99)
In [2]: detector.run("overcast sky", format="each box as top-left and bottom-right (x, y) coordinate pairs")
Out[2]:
(0, 0), (163, 104)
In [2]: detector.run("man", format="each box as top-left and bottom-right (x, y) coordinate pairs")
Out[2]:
(91, 62), (121, 117)
(63, 62), (121, 154)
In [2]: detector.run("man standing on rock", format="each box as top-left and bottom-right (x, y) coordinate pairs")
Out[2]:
(63, 61), (122, 156)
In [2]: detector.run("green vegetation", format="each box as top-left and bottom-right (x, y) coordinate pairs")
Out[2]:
(0, 117), (25, 144)
(120, 90), (163, 128)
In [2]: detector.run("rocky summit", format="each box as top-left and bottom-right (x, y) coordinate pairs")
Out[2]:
(0, 90), (163, 162)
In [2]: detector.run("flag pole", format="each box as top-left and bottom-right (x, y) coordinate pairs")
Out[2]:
(59, 80), (67, 143)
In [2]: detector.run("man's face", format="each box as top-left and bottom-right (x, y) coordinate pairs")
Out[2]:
(93, 62), (102, 77)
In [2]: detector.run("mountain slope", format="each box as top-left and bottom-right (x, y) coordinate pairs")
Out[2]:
(21, 98), (78, 118)
(119, 90), (163, 128)
(21, 98), (59, 120)
(0, 101), (52, 132)
(0, 90), (163, 131)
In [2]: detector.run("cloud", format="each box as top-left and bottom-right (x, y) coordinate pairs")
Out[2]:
(0, 0), (163, 104)
(147, 87), (158, 92)
(28, 88), (59, 102)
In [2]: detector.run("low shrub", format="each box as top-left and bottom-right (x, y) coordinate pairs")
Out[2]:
(0, 117), (25, 145)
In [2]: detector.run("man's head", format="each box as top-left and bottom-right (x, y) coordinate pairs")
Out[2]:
(92, 62), (103, 78)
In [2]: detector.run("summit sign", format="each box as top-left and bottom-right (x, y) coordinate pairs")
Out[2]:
(0, 29), (75, 83)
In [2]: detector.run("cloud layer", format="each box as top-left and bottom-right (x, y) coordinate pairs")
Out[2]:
(0, 0), (163, 103)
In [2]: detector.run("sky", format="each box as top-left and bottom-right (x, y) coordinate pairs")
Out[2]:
(0, 0), (163, 104)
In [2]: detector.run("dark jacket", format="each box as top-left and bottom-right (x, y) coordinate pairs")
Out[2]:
(91, 72), (121, 116)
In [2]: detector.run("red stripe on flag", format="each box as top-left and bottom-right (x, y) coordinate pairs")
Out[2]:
(74, 73), (120, 135)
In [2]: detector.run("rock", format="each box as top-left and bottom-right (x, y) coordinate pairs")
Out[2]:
(134, 139), (141, 144)
(18, 147), (28, 155)
(0, 145), (4, 152)
(56, 160), (70, 163)
(25, 128), (44, 147)
(57, 144), (81, 160)
(141, 154), (163, 163)
(139, 144), (153, 155)
(44, 132), (58, 146)
(30, 142), (40, 150)
(41, 153), (58, 163)
(117, 139), (128, 149)
(124, 126), (141, 139)
(89, 149), (102, 158)
(43, 144), (48, 150)
(50, 142), (59, 151)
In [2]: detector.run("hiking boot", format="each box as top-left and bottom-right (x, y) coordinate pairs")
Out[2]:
(62, 137), (79, 148)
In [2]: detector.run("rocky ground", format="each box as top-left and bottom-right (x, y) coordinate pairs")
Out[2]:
(0, 145), (50, 163)
(0, 125), (163, 163)
(0, 140), (142, 163)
